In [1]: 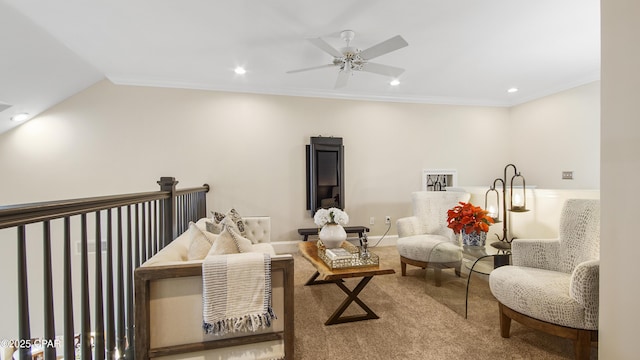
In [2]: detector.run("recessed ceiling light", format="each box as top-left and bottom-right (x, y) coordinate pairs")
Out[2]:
(10, 113), (30, 122)
(390, 79), (400, 86)
(507, 87), (519, 93)
(234, 67), (246, 75)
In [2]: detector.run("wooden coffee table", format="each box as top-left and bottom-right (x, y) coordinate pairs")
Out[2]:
(298, 241), (395, 325)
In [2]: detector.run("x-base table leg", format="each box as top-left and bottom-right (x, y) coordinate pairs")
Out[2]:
(305, 272), (379, 326)
(326, 276), (378, 325)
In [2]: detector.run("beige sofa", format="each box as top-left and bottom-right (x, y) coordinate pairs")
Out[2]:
(134, 217), (294, 360)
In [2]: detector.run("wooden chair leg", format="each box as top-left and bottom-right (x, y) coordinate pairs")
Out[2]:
(498, 303), (511, 338)
(454, 264), (461, 277)
(497, 302), (597, 359)
(400, 259), (407, 276)
(574, 330), (591, 360)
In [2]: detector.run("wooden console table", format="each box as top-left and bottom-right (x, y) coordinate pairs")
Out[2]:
(297, 226), (370, 241)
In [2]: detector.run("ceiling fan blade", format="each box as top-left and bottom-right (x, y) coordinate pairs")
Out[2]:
(361, 62), (405, 77)
(286, 63), (337, 74)
(359, 35), (408, 60)
(335, 69), (350, 88)
(308, 37), (344, 58)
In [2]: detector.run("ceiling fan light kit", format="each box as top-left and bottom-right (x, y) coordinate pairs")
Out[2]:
(287, 30), (408, 89)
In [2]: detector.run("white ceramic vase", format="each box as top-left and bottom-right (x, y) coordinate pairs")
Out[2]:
(319, 224), (347, 249)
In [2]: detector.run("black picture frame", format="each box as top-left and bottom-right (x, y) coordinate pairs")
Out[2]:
(306, 136), (344, 215)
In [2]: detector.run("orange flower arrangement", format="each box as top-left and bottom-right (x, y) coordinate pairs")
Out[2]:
(446, 202), (495, 235)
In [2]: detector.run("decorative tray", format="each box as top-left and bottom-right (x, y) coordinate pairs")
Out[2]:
(317, 241), (379, 269)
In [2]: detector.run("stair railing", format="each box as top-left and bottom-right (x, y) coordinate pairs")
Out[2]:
(0, 177), (209, 360)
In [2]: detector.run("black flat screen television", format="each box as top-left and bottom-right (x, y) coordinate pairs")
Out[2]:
(306, 136), (344, 215)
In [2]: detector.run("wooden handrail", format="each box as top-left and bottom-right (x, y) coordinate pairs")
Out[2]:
(0, 184), (209, 229)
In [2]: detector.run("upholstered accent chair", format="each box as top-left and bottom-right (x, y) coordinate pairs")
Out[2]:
(489, 199), (600, 360)
(396, 191), (471, 286)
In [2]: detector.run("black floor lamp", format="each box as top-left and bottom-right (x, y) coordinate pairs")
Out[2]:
(485, 163), (529, 250)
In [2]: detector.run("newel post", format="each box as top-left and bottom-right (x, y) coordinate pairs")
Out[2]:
(158, 177), (178, 248)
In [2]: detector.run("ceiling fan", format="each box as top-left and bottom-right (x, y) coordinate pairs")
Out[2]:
(287, 30), (409, 88)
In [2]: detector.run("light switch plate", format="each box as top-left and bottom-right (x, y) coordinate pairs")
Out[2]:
(562, 171), (573, 180)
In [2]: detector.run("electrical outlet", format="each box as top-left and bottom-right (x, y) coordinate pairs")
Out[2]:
(370, 217), (375, 225)
(385, 216), (391, 225)
(562, 171), (574, 180)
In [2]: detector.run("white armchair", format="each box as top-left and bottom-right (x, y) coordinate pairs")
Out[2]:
(489, 199), (599, 360)
(396, 191), (471, 286)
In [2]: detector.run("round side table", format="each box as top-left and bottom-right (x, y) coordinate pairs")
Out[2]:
(463, 245), (511, 318)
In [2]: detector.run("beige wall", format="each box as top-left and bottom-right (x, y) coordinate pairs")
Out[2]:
(509, 82), (600, 189)
(601, 0), (640, 358)
(0, 80), (514, 242)
(0, 79), (602, 241)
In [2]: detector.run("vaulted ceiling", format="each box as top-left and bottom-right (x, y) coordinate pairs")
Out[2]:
(0, 0), (600, 134)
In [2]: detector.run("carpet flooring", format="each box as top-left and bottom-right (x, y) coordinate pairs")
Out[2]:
(292, 245), (597, 360)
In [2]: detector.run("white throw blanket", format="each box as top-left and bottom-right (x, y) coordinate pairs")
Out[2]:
(202, 252), (276, 335)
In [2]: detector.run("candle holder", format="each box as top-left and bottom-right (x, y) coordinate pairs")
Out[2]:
(359, 233), (370, 260)
(484, 187), (501, 224)
(486, 164), (529, 250)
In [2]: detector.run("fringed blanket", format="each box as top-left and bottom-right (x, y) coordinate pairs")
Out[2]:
(202, 252), (276, 336)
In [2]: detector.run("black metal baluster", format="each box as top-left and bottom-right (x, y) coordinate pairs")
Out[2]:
(157, 200), (162, 252)
(106, 210), (115, 360)
(195, 192), (200, 220)
(17, 225), (31, 360)
(63, 217), (75, 360)
(185, 194), (190, 226)
(125, 205), (134, 358)
(159, 200), (165, 252)
(197, 192), (201, 218)
(186, 194), (191, 229)
(135, 204), (140, 268)
(43, 221), (56, 360)
(176, 195), (181, 234)
(194, 193), (198, 220)
(80, 214), (92, 359)
(147, 202), (153, 260)
(193, 193), (197, 221)
(184, 195), (188, 232)
(179, 195), (184, 232)
(146, 202), (151, 258)
(187, 194), (190, 229)
(202, 191), (207, 218)
(94, 212), (105, 360)
(181, 195), (185, 232)
(176, 196), (182, 234)
(141, 203), (147, 263)
(182, 195), (187, 233)
(116, 207), (125, 357)
(183, 195), (188, 232)
(199, 191), (206, 218)
(154, 200), (159, 256)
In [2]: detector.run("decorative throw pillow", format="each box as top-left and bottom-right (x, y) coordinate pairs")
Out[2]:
(210, 208), (246, 235)
(187, 222), (218, 260)
(194, 217), (210, 232)
(205, 220), (223, 234)
(227, 226), (254, 253)
(207, 227), (241, 255)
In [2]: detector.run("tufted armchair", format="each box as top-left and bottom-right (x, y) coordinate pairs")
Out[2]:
(489, 199), (599, 360)
(396, 191), (471, 286)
